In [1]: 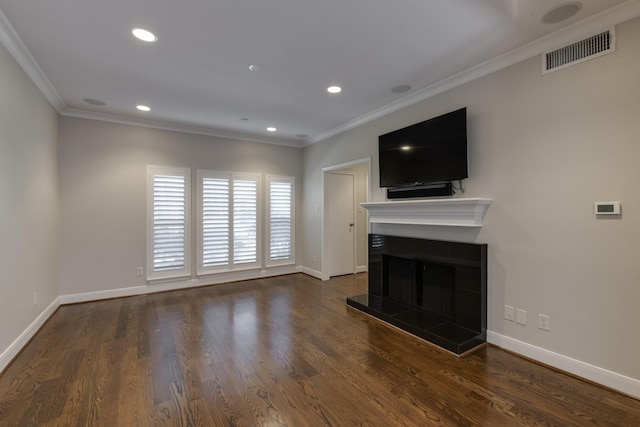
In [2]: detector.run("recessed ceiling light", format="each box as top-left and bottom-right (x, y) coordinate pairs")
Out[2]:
(136, 105), (151, 112)
(267, 127), (277, 132)
(241, 117), (249, 121)
(542, 2), (582, 24)
(401, 145), (412, 151)
(83, 98), (106, 106)
(132, 28), (157, 42)
(327, 86), (342, 94)
(248, 64), (262, 71)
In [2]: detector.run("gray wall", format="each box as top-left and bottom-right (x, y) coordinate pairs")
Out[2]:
(302, 18), (640, 381)
(58, 117), (303, 295)
(0, 42), (59, 355)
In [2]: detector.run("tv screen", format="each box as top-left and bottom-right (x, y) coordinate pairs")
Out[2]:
(379, 107), (468, 188)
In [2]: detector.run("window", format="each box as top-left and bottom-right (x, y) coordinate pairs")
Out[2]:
(233, 177), (259, 265)
(197, 171), (260, 274)
(146, 166), (191, 280)
(267, 176), (295, 266)
(147, 167), (294, 280)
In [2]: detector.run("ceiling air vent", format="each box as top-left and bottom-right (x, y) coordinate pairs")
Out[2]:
(542, 28), (615, 74)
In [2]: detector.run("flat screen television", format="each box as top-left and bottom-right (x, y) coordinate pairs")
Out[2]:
(379, 107), (468, 188)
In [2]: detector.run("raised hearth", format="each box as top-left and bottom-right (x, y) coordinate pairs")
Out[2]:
(347, 234), (487, 355)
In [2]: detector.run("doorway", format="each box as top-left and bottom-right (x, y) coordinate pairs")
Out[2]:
(326, 172), (355, 277)
(322, 158), (371, 280)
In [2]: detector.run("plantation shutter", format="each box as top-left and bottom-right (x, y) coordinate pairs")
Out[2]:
(268, 177), (294, 265)
(197, 172), (260, 274)
(201, 177), (230, 268)
(233, 177), (258, 265)
(147, 167), (191, 280)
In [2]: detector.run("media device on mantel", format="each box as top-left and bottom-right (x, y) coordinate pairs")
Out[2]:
(379, 107), (468, 198)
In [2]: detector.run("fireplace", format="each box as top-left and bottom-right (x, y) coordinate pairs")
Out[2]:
(347, 234), (487, 355)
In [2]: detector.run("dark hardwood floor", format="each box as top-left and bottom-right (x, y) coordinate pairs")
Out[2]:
(1, 273), (639, 426)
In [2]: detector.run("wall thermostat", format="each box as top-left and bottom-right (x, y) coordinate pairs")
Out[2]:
(594, 201), (620, 215)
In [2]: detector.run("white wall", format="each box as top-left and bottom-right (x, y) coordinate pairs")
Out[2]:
(0, 41), (59, 364)
(58, 117), (302, 296)
(302, 18), (640, 389)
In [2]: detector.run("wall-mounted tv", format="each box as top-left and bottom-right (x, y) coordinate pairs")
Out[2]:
(379, 107), (468, 188)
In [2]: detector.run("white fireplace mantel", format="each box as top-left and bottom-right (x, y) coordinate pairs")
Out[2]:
(361, 197), (492, 227)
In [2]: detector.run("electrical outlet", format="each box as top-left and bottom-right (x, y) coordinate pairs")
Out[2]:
(504, 305), (514, 321)
(33, 292), (37, 306)
(312, 254), (318, 262)
(538, 314), (550, 331)
(136, 267), (143, 277)
(516, 309), (527, 325)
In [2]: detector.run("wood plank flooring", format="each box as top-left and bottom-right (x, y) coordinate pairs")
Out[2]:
(1, 273), (639, 426)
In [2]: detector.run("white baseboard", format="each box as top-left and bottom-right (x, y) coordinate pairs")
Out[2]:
(0, 297), (61, 373)
(299, 266), (323, 280)
(300, 266), (366, 280)
(487, 331), (640, 399)
(355, 265), (368, 274)
(2, 268), (302, 373)
(60, 266), (301, 305)
(3, 290), (637, 401)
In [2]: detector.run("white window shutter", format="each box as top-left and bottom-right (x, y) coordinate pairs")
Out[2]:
(201, 177), (230, 268)
(233, 177), (258, 265)
(197, 172), (260, 275)
(267, 176), (294, 266)
(147, 166), (191, 280)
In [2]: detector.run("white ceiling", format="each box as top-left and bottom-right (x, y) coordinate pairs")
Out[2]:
(0, 0), (634, 146)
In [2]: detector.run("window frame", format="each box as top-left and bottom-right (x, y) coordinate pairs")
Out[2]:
(266, 175), (295, 267)
(146, 166), (192, 281)
(196, 170), (261, 276)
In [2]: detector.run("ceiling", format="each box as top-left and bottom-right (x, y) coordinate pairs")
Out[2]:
(0, 0), (633, 146)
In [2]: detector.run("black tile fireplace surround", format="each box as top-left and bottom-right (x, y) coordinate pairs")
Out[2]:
(347, 234), (487, 355)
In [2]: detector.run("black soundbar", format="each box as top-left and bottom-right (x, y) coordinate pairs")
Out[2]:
(386, 182), (453, 199)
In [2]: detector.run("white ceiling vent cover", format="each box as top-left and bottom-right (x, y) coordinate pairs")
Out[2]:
(542, 28), (615, 74)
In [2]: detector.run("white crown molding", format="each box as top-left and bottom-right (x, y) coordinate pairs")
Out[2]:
(3, 1), (639, 147)
(306, 0), (640, 146)
(0, 9), (65, 111)
(0, 7), (302, 147)
(487, 331), (640, 399)
(60, 108), (304, 148)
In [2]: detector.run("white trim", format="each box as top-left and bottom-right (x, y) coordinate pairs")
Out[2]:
(60, 267), (301, 305)
(3, 281), (638, 401)
(321, 158), (372, 281)
(361, 198), (492, 227)
(321, 158), (372, 173)
(266, 175), (296, 267)
(299, 266), (323, 280)
(146, 166), (192, 280)
(0, 9), (65, 111)
(487, 331), (640, 399)
(197, 170), (232, 275)
(306, 0), (640, 146)
(61, 109), (303, 148)
(0, 297), (61, 373)
(355, 265), (368, 274)
(2, 1), (639, 147)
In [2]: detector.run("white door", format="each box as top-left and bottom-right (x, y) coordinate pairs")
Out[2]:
(327, 173), (355, 277)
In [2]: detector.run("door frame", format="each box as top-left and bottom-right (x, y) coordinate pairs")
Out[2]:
(321, 157), (372, 281)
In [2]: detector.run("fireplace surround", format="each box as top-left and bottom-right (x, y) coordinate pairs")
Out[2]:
(347, 234), (487, 355)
